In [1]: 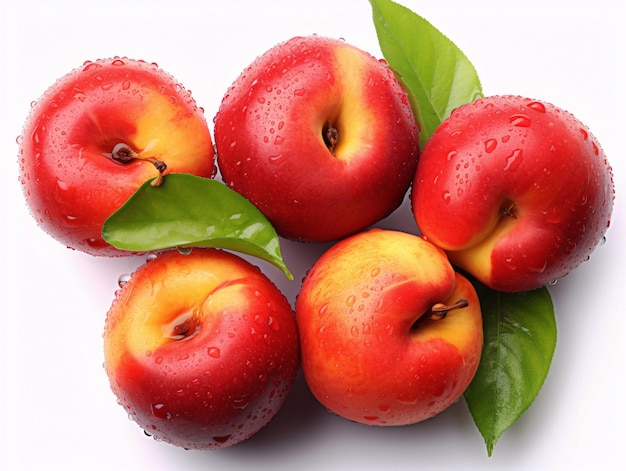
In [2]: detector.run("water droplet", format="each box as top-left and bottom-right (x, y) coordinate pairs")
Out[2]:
(151, 403), (170, 420)
(548, 279), (558, 286)
(231, 395), (250, 410)
(599, 236), (607, 246)
(346, 295), (356, 307)
(527, 101), (546, 113)
(208, 347), (221, 359)
(82, 61), (102, 71)
(442, 190), (451, 204)
(274, 136), (284, 145)
(503, 149), (523, 171)
(268, 316), (280, 332)
(146, 253), (158, 262)
(212, 435), (232, 444)
(318, 303), (329, 318)
(484, 139), (498, 153)
(294, 88), (306, 96)
(117, 273), (131, 288)
(122, 80), (131, 90)
(177, 246), (193, 255)
(351, 325), (359, 337)
(509, 114), (531, 127)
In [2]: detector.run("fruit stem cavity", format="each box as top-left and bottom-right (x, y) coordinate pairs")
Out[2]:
(106, 142), (167, 186)
(323, 121), (339, 155)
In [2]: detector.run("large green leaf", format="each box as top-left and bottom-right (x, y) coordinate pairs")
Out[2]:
(464, 284), (557, 456)
(102, 174), (293, 280)
(369, 0), (483, 148)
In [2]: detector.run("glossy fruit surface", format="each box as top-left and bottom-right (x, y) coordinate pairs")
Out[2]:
(296, 229), (483, 425)
(19, 57), (215, 256)
(103, 248), (299, 450)
(214, 36), (420, 242)
(412, 95), (614, 292)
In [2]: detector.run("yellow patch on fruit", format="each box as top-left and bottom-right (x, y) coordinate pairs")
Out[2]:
(329, 46), (378, 161)
(410, 273), (482, 360)
(133, 92), (213, 169)
(103, 251), (252, 370)
(448, 209), (518, 284)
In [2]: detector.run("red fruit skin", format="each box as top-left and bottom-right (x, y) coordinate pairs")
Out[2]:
(214, 36), (420, 242)
(412, 95), (615, 292)
(296, 229), (483, 426)
(19, 57), (215, 256)
(103, 249), (299, 450)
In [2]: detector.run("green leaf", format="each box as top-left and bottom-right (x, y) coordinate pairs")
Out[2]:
(464, 284), (557, 456)
(369, 0), (483, 148)
(102, 174), (293, 280)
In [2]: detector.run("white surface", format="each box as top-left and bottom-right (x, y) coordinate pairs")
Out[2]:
(2, 0), (625, 470)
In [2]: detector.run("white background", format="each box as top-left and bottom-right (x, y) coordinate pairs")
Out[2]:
(2, 0), (625, 470)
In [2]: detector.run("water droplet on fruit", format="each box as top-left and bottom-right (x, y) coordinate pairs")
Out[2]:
(318, 303), (329, 318)
(446, 150), (457, 161)
(177, 246), (193, 255)
(346, 295), (356, 307)
(548, 279), (558, 286)
(111, 58), (126, 66)
(212, 435), (232, 444)
(82, 61), (102, 71)
(73, 90), (87, 102)
(268, 316), (280, 332)
(484, 139), (497, 153)
(293, 88), (306, 96)
(527, 101), (546, 113)
(503, 149), (523, 171)
(231, 395), (250, 410)
(351, 326), (359, 337)
(269, 154), (284, 164)
(122, 80), (131, 90)
(599, 236), (607, 246)
(207, 347), (221, 359)
(442, 191), (451, 204)
(151, 403), (170, 420)
(146, 253), (158, 262)
(101, 82), (114, 91)
(509, 114), (531, 127)
(117, 274), (131, 287)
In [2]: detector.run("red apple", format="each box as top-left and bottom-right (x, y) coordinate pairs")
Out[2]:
(214, 36), (420, 242)
(103, 248), (299, 450)
(412, 95), (615, 292)
(18, 57), (215, 256)
(295, 229), (483, 426)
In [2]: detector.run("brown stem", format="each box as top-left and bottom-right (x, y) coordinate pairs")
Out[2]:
(428, 299), (469, 320)
(107, 143), (167, 186)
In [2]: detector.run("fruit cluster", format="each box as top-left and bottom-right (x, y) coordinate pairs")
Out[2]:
(18, 3), (614, 455)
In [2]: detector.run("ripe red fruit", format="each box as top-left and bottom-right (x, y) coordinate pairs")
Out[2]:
(214, 36), (420, 242)
(18, 57), (215, 256)
(412, 95), (614, 292)
(103, 248), (300, 450)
